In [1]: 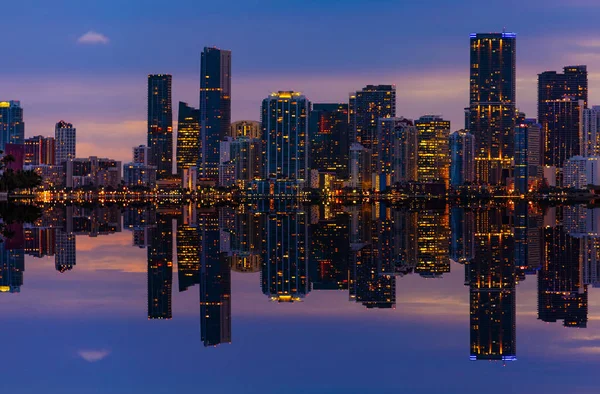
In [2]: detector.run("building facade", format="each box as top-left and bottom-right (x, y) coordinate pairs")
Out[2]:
(261, 91), (310, 187)
(449, 130), (475, 187)
(514, 121), (543, 194)
(176, 101), (200, 175)
(54, 120), (76, 165)
(199, 47), (232, 180)
(541, 97), (584, 168)
(230, 120), (260, 139)
(469, 32), (516, 185)
(309, 103), (349, 178)
(415, 115), (451, 188)
(147, 74), (173, 179)
(0, 101), (24, 152)
(583, 106), (600, 157)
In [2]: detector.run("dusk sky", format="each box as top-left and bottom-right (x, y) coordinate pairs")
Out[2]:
(3, 0), (600, 164)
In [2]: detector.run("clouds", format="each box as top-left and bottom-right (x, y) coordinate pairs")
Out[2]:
(78, 349), (111, 362)
(77, 31), (110, 45)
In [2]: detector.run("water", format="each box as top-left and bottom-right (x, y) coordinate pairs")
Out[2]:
(1, 201), (599, 393)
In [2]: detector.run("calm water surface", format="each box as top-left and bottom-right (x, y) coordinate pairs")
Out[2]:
(1, 202), (598, 393)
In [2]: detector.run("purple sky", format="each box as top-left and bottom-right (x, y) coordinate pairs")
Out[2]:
(3, 0), (600, 164)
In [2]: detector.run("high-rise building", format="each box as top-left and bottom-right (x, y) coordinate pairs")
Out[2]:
(415, 115), (451, 188)
(583, 106), (600, 157)
(514, 120), (542, 194)
(376, 118), (418, 190)
(230, 120), (260, 139)
(469, 32), (516, 184)
(349, 85), (396, 173)
(133, 145), (151, 165)
(449, 130), (475, 187)
(541, 97), (584, 168)
(309, 103), (349, 177)
(0, 101), (24, 152)
(199, 47), (231, 180)
(147, 74), (173, 179)
(24, 136), (55, 166)
(55, 120), (76, 165)
(176, 102), (200, 175)
(219, 136), (262, 188)
(349, 143), (370, 190)
(415, 208), (450, 278)
(538, 66), (588, 123)
(261, 91), (310, 186)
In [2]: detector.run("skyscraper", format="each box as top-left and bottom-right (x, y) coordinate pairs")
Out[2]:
(0, 101), (24, 152)
(415, 115), (451, 188)
(541, 97), (584, 168)
(176, 101), (200, 175)
(538, 66), (588, 123)
(54, 120), (76, 165)
(349, 85), (396, 173)
(514, 120), (542, 194)
(199, 47), (231, 180)
(309, 103), (350, 177)
(449, 130), (475, 187)
(147, 74), (173, 179)
(24, 135), (55, 166)
(469, 32), (516, 184)
(376, 118), (418, 189)
(261, 91), (310, 186)
(583, 106), (600, 157)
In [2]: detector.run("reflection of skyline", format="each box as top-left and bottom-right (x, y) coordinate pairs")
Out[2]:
(5, 202), (600, 355)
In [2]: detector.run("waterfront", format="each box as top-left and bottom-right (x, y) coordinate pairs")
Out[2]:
(0, 202), (599, 393)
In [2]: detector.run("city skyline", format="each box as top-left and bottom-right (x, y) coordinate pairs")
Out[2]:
(4, 1), (600, 165)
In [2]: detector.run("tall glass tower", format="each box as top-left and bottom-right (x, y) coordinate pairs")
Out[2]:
(469, 32), (516, 185)
(176, 101), (200, 175)
(147, 74), (173, 179)
(261, 91), (310, 184)
(0, 101), (24, 152)
(199, 47), (231, 180)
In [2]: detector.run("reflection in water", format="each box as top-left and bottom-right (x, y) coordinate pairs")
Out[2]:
(3, 202), (600, 359)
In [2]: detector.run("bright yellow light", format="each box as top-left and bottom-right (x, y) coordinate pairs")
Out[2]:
(0, 286), (11, 292)
(0, 102), (10, 108)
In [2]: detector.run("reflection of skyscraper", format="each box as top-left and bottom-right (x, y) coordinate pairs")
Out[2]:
(469, 209), (516, 361)
(176, 206), (200, 293)
(539, 215), (587, 328)
(0, 223), (25, 293)
(55, 229), (76, 273)
(148, 212), (173, 319)
(309, 208), (349, 290)
(262, 210), (309, 301)
(450, 207), (474, 264)
(469, 33), (516, 184)
(415, 207), (450, 278)
(348, 205), (396, 309)
(200, 210), (231, 346)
